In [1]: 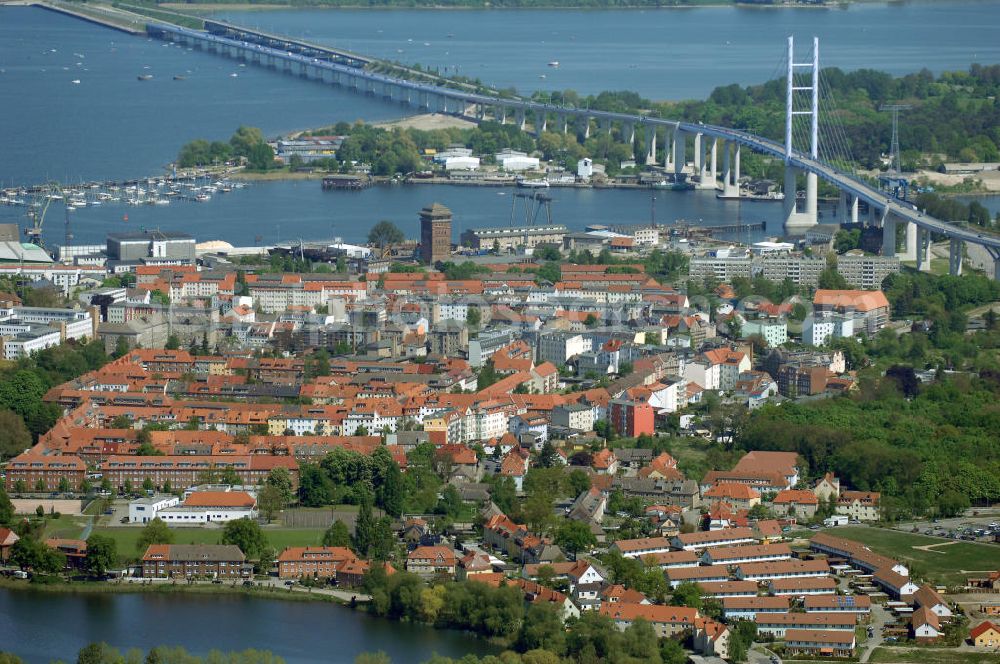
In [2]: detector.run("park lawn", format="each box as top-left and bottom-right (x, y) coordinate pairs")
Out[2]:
(43, 514), (91, 540)
(868, 647), (999, 663)
(818, 527), (1000, 585)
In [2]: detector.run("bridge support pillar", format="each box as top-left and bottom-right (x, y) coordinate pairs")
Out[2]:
(881, 214), (897, 257)
(534, 110), (547, 135)
(721, 142), (739, 198)
(917, 227), (933, 272)
(599, 118), (612, 135)
(805, 171), (818, 220)
(498, 107), (507, 124)
(622, 122), (635, 146)
(783, 164), (818, 234)
(709, 138), (718, 189)
(696, 136), (711, 189)
(645, 130), (657, 166)
(899, 220), (918, 262)
(559, 115), (568, 133)
(734, 143), (742, 185)
(673, 130), (686, 177)
(851, 196), (859, 225)
(989, 248), (1000, 281)
(516, 109), (526, 130)
(949, 238), (963, 276)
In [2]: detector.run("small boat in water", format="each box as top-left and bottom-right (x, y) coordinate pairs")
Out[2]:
(137, 74), (153, 81)
(173, 75), (186, 80)
(71, 79), (80, 84)
(547, 61), (559, 68)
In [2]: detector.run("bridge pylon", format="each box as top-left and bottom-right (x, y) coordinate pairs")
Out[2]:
(783, 35), (820, 234)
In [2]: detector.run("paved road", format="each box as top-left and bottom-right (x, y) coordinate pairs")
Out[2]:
(859, 603), (890, 663)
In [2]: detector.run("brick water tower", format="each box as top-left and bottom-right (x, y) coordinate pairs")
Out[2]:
(419, 202), (452, 265)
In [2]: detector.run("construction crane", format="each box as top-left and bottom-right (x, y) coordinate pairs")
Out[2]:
(23, 182), (66, 249)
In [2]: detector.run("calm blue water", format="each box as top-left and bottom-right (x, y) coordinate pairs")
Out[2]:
(0, 588), (495, 664)
(214, 0), (1000, 99)
(0, 6), (403, 186)
(1, 1), (998, 245)
(0, 181), (781, 247)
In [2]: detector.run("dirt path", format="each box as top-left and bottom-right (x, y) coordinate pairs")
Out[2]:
(912, 541), (959, 553)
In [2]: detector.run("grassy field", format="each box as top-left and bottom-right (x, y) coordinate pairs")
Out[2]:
(868, 647), (1000, 663)
(42, 518), (328, 564)
(43, 514), (93, 540)
(819, 527), (1000, 585)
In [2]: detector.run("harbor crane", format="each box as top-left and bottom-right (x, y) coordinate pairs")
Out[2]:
(23, 182), (67, 250)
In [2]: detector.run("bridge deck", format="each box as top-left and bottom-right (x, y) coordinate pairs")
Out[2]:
(146, 21), (1000, 253)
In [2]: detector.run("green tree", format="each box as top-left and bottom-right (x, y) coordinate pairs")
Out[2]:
(567, 469), (591, 497)
(256, 484), (285, 522)
(466, 306), (481, 331)
(0, 409), (31, 460)
(265, 467), (294, 505)
(298, 464), (333, 507)
(937, 489), (970, 518)
(378, 459), (405, 518)
(84, 534), (118, 577)
(518, 604), (567, 655)
(818, 254), (849, 290)
(0, 485), (14, 526)
(670, 581), (704, 609)
(229, 126), (266, 158)
(353, 488), (376, 557)
(367, 221), (405, 252)
(368, 516), (395, 562)
(165, 334), (180, 351)
(555, 520), (597, 560)
(137, 517), (174, 552)
(10, 536), (64, 573)
(221, 518), (269, 560)
(322, 520), (353, 548)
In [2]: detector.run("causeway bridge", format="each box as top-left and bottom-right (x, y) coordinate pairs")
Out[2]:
(146, 23), (1000, 278)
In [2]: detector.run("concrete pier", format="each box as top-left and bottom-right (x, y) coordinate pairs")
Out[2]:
(783, 164), (819, 233)
(673, 130), (686, 176)
(949, 238), (963, 276)
(882, 214), (897, 257)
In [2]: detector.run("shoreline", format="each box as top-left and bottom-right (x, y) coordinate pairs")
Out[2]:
(0, 576), (348, 604)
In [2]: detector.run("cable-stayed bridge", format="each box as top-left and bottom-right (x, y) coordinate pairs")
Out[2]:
(147, 23), (1000, 278)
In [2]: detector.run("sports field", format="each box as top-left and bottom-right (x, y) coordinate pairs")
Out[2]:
(820, 526), (1000, 586)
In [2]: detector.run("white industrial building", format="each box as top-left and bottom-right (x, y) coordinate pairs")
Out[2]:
(128, 494), (181, 524)
(156, 491), (257, 525)
(497, 150), (540, 172)
(443, 156), (480, 171)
